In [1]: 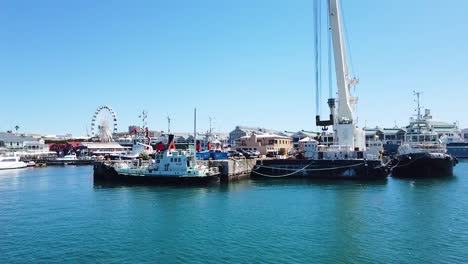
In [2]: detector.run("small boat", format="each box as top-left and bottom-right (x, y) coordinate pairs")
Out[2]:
(391, 93), (458, 178)
(0, 154), (27, 170)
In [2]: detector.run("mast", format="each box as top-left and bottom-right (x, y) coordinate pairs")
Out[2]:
(193, 108), (197, 163)
(414, 91), (422, 121)
(139, 110), (148, 130)
(413, 91), (423, 133)
(209, 116), (213, 134)
(167, 115), (172, 134)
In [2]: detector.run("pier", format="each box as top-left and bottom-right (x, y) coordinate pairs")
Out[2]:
(208, 159), (257, 182)
(23, 157), (95, 166)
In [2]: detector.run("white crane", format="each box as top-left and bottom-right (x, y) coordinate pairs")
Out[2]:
(316, 0), (365, 151)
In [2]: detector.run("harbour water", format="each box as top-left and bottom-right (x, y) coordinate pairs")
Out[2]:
(1, 163), (468, 263)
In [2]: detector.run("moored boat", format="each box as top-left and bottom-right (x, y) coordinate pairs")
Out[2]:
(95, 110), (221, 184)
(251, 0), (388, 180)
(0, 154), (27, 170)
(391, 92), (458, 178)
(110, 145), (220, 184)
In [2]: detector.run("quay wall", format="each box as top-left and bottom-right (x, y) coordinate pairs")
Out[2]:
(205, 159), (257, 182)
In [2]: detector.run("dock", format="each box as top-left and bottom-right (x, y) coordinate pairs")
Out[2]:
(207, 159), (257, 182)
(24, 158), (95, 166)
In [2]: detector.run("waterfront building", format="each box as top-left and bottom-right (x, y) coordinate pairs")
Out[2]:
(0, 132), (49, 153)
(229, 126), (282, 145)
(289, 130), (320, 149)
(236, 133), (293, 156)
(80, 142), (129, 156)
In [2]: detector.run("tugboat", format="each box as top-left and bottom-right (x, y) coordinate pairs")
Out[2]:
(251, 0), (388, 180)
(97, 110), (220, 184)
(391, 92), (458, 178)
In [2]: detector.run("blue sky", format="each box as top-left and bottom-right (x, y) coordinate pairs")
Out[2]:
(1, 0), (467, 135)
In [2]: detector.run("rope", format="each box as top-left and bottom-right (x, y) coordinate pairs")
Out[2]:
(390, 154), (428, 170)
(339, 1), (356, 77)
(252, 162), (366, 178)
(314, 0), (322, 115)
(327, 13), (333, 99)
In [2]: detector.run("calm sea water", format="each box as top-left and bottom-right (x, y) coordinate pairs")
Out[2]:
(1, 162), (468, 263)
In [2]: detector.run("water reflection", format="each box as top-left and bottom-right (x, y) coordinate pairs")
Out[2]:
(93, 179), (220, 190)
(250, 177), (388, 188)
(389, 175), (457, 187)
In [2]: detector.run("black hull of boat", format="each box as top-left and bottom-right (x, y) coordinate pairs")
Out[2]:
(391, 153), (458, 178)
(251, 159), (388, 180)
(93, 162), (220, 185)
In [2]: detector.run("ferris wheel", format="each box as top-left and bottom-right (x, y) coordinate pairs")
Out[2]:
(91, 105), (118, 142)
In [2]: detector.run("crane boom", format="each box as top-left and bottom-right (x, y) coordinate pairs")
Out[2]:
(328, 0), (353, 124)
(314, 0), (365, 150)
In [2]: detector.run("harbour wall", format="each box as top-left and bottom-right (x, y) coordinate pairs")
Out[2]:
(207, 159), (257, 182)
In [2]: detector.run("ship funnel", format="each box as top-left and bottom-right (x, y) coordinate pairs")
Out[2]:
(166, 134), (175, 150)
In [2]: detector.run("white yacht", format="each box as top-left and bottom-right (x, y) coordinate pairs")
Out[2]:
(0, 154), (27, 170)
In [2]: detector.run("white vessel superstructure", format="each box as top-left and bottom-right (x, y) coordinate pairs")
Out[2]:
(0, 154), (27, 170)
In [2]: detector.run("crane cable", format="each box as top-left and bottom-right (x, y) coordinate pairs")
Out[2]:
(314, 0), (322, 116)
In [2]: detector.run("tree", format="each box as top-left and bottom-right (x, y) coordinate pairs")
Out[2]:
(139, 153), (150, 160)
(278, 148), (286, 156)
(14, 125), (19, 134)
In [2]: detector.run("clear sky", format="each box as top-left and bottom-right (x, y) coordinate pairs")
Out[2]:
(1, 0), (467, 136)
